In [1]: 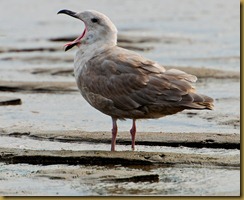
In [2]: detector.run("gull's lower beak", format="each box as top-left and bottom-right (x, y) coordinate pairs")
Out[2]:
(57, 9), (78, 18)
(58, 9), (87, 51)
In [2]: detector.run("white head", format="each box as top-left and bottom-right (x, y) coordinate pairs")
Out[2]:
(58, 9), (118, 51)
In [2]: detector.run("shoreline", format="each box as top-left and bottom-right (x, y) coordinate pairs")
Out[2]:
(0, 129), (240, 150)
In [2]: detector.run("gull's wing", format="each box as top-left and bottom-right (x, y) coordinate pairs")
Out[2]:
(79, 46), (213, 118)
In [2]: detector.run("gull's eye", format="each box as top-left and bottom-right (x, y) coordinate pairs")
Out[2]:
(91, 18), (99, 23)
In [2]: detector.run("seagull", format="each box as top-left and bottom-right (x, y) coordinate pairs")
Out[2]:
(58, 9), (214, 151)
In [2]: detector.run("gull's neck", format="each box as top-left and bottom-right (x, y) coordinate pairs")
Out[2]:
(74, 40), (116, 80)
(75, 40), (116, 63)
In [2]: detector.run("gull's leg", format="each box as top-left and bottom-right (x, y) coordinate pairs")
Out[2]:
(111, 117), (118, 151)
(130, 119), (136, 151)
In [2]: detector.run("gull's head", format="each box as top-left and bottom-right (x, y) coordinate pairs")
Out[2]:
(58, 9), (118, 51)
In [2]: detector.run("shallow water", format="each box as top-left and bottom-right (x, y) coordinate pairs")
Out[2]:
(0, 0), (240, 70)
(0, 163), (240, 196)
(0, 0), (240, 196)
(0, 0), (240, 133)
(0, 85), (240, 133)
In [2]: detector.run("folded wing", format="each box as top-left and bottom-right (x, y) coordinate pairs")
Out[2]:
(79, 46), (213, 119)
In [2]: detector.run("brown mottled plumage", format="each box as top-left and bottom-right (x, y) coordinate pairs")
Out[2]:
(58, 9), (214, 151)
(79, 47), (213, 119)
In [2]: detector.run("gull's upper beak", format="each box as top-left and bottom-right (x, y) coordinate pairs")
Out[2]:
(57, 9), (78, 19)
(57, 9), (87, 51)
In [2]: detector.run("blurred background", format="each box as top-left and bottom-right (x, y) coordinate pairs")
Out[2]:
(0, 0), (240, 196)
(0, 0), (240, 133)
(0, 0), (239, 68)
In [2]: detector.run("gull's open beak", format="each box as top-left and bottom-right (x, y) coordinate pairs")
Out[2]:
(57, 9), (87, 51)
(57, 9), (78, 19)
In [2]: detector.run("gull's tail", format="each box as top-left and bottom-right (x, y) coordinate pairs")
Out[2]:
(180, 93), (214, 110)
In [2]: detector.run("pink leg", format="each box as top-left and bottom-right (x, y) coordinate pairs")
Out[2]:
(130, 119), (136, 151)
(111, 117), (118, 151)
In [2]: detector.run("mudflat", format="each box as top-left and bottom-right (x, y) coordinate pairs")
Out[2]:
(0, 0), (240, 196)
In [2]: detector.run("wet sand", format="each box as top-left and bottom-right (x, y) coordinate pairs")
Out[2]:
(0, 128), (240, 195)
(0, 0), (240, 196)
(0, 147), (239, 167)
(0, 129), (240, 150)
(0, 130), (240, 196)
